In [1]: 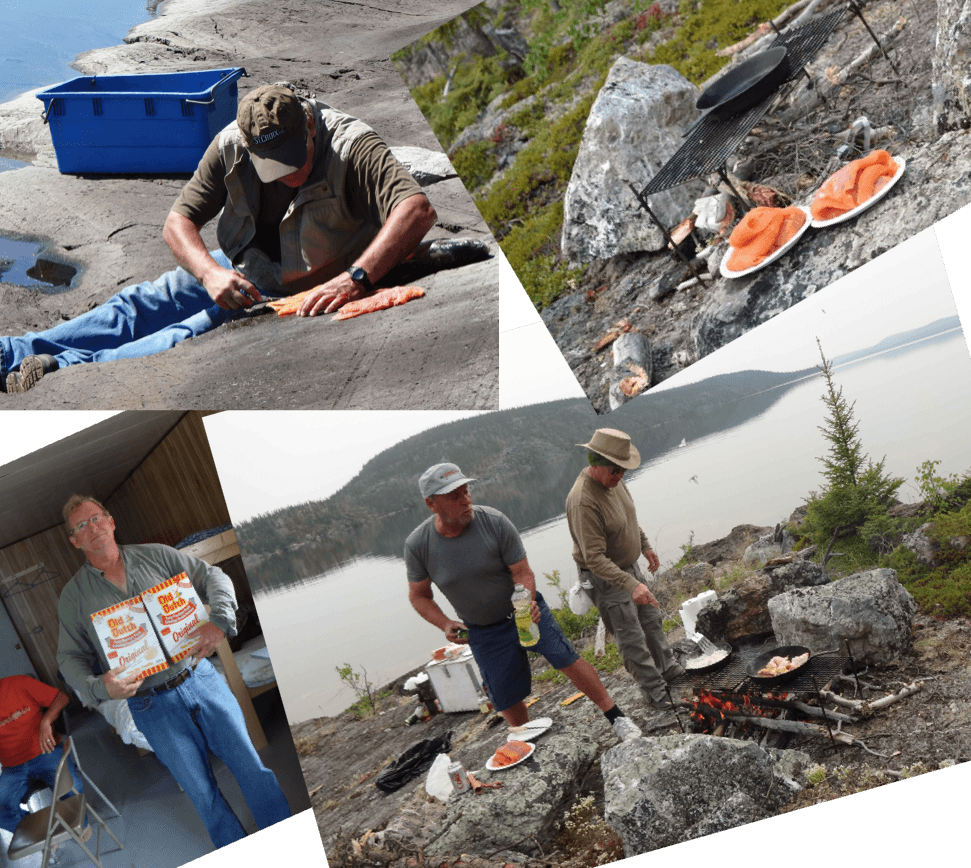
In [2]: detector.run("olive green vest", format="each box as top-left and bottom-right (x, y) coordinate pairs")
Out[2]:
(214, 99), (380, 288)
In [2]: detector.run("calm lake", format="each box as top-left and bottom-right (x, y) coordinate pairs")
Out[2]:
(258, 322), (971, 723)
(0, 0), (157, 105)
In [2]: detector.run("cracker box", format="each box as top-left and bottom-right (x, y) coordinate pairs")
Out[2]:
(90, 596), (169, 680)
(141, 572), (209, 664)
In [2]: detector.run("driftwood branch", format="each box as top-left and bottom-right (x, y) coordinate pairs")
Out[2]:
(818, 681), (922, 715)
(787, 700), (856, 724)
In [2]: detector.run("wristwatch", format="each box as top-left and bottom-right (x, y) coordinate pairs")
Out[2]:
(346, 266), (373, 292)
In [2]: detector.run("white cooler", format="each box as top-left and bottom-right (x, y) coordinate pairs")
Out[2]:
(425, 650), (484, 712)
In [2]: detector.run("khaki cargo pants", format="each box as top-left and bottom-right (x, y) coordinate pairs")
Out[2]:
(580, 562), (678, 704)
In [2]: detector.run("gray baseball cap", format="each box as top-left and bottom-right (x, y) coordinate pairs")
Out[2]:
(419, 463), (476, 498)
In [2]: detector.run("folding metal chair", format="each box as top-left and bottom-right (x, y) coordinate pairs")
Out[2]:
(7, 736), (123, 868)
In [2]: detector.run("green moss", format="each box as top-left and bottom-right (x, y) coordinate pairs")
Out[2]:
(649, 0), (794, 83)
(450, 140), (499, 192)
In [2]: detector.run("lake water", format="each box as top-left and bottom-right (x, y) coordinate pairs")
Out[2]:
(258, 324), (971, 723)
(0, 0), (158, 105)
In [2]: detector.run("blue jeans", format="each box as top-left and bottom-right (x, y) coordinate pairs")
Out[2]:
(0, 746), (83, 834)
(126, 659), (290, 849)
(0, 251), (251, 377)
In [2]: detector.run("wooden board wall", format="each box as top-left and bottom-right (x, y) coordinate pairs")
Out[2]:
(0, 412), (249, 691)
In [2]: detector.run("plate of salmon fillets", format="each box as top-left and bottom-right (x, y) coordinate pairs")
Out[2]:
(486, 739), (535, 771)
(720, 205), (812, 279)
(809, 151), (905, 228)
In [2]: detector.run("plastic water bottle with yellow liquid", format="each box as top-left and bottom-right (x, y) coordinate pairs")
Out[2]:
(512, 583), (540, 647)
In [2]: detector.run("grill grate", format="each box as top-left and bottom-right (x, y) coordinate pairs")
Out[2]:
(675, 649), (848, 694)
(639, 8), (849, 197)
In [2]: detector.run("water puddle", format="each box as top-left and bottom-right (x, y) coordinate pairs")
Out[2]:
(0, 236), (77, 292)
(0, 155), (29, 173)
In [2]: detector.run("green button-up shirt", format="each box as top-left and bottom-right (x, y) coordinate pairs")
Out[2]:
(56, 543), (238, 708)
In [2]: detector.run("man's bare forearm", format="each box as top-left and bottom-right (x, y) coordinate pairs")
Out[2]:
(163, 211), (222, 282)
(409, 592), (453, 631)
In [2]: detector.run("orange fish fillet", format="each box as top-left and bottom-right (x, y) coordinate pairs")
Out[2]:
(266, 285), (426, 318)
(491, 740), (532, 768)
(810, 149), (897, 222)
(726, 206), (806, 273)
(332, 286), (426, 321)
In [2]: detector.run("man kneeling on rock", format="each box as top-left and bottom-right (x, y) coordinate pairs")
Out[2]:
(405, 462), (643, 742)
(0, 84), (486, 393)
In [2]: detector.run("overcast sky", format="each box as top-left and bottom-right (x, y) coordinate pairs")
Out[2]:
(203, 214), (969, 523)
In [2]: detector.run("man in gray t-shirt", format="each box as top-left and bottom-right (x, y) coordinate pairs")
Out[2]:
(405, 463), (644, 740)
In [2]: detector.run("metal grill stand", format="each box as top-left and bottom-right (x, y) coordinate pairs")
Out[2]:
(634, 2), (894, 256)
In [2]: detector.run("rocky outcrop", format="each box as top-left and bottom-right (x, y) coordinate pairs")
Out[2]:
(902, 521), (971, 566)
(601, 734), (809, 856)
(561, 57), (702, 265)
(743, 523), (798, 566)
(695, 559), (828, 643)
(933, 0), (971, 133)
(423, 727), (600, 859)
(768, 568), (917, 664)
(690, 524), (771, 565)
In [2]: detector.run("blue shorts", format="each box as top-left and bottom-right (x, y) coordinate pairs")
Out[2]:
(467, 592), (580, 712)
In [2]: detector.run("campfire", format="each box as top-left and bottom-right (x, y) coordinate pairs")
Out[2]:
(667, 644), (923, 757)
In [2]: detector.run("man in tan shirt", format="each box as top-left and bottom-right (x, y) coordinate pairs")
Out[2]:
(565, 428), (683, 709)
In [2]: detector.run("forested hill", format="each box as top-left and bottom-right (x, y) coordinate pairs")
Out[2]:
(237, 365), (815, 590)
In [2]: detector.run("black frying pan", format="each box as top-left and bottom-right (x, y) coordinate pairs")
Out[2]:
(682, 641), (733, 675)
(696, 47), (790, 121)
(745, 644), (811, 686)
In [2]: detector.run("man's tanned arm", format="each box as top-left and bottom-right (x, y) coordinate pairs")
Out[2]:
(163, 212), (263, 310)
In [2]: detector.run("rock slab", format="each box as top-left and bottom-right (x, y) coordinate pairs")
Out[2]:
(601, 733), (808, 857)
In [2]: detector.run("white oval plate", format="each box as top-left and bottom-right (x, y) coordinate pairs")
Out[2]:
(486, 741), (536, 771)
(810, 155), (906, 229)
(507, 717), (552, 742)
(720, 206), (813, 280)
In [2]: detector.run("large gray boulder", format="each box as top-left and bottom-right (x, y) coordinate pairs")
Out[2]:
(768, 568), (917, 664)
(602, 734), (808, 856)
(423, 729), (599, 859)
(561, 57), (702, 265)
(933, 0), (971, 134)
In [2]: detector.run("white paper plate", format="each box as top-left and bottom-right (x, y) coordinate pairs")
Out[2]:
(810, 156), (906, 228)
(486, 741), (536, 771)
(720, 206), (813, 280)
(507, 717), (552, 741)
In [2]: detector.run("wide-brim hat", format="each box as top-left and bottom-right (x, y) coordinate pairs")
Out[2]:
(578, 428), (641, 469)
(419, 463), (477, 499)
(237, 85), (309, 182)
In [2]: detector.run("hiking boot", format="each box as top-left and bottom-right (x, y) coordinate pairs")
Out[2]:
(5, 354), (59, 393)
(388, 239), (491, 282)
(645, 694), (677, 711)
(662, 663), (686, 683)
(611, 715), (642, 741)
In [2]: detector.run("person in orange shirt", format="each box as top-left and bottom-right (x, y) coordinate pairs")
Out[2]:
(0, 675), (82, 837)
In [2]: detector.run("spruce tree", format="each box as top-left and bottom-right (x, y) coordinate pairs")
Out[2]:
(815, 337), (866, 489)
(803, 340), (904, 548)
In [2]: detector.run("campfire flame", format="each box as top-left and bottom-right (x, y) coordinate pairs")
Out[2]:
(689, 688), (788, 735)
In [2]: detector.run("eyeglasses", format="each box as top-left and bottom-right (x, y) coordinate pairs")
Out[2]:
(71, 513), (108, 535)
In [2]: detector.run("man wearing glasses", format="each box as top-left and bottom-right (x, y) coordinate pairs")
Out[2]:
(55, 495), (290, 849)
(565, 429), (683, 710)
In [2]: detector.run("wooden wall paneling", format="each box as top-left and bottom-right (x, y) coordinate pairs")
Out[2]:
(108, 413), (231, 549)
(0, 524), (85, 689)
